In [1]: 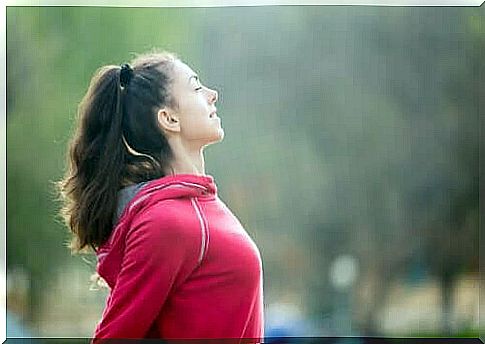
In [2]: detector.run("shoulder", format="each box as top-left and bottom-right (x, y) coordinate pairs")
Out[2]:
(134, 198), (201, 226)
(127, 198), (203, 249)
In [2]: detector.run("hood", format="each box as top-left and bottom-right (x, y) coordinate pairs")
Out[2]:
(96, 173), (217, 288)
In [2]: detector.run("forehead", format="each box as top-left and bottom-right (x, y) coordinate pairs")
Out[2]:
(172, 60), (198, 84)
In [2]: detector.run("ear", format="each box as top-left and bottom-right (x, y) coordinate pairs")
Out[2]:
(157, 108), (181, 133)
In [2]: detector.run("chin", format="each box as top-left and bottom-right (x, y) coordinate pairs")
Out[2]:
(204, 129), (225, 147)
(216, 128), (225, 142)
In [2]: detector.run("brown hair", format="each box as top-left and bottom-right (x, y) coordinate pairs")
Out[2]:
(55, 49), (179, 253)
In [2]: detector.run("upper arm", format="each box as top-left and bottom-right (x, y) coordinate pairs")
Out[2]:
(93, 202), (201, 340)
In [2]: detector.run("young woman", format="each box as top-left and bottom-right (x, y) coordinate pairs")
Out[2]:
(56, 50), (264, 342)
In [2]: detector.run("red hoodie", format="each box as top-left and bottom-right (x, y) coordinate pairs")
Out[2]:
(92, 174), (264, 342)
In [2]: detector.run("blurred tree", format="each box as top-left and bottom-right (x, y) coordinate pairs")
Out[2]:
(300, 8), (481, 334)
(197, 6), (481, 335)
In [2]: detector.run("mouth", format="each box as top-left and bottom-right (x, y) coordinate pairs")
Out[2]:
(209, 111), (218, 119)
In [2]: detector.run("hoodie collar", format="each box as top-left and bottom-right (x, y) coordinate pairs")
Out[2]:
(141, 173), (217, 199)
(122, 173), (217, 219)
(147, 173), (217, 195)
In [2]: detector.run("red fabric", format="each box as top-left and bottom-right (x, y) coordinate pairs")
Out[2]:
(92, 174), (264, 342)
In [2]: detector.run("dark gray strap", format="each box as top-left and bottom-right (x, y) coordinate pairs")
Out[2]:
(113, 181), (149, 224)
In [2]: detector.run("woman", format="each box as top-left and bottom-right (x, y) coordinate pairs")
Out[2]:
(56, 50), (264, 342)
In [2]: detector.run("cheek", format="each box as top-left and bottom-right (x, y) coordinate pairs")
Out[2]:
(180, 116), (221, 142)
(180, 97), (205, 116)
(179, 111), (212, 138)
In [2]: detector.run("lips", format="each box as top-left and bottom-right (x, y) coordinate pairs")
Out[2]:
(209, 110), (217, 118)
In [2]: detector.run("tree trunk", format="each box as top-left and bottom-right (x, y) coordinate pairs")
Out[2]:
(440, 272), (454, 335)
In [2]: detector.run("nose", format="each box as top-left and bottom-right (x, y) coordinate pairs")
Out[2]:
(209, 88), (218, 104)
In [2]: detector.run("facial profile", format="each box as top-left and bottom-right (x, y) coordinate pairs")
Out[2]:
(157, 60), (224, 149)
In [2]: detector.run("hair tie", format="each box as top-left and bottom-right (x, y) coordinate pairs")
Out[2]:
(119, 63), (134, 88)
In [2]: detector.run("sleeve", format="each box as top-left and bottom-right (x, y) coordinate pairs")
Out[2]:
(92, 204), (200, 341)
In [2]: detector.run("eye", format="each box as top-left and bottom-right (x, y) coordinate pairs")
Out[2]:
(193, 78), (204, 91)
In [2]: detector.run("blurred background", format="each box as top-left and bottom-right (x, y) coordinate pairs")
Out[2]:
(6, 5), (483, 339)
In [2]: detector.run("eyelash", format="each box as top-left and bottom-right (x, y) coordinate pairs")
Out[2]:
(195, 86), (202, 91)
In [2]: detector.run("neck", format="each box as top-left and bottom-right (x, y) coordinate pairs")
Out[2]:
(164, 137), (206, 176)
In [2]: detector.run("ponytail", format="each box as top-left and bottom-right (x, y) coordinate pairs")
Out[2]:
(56, 51), (178, 253)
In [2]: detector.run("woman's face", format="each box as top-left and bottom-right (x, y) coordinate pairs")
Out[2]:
(161, 60), (224, 148)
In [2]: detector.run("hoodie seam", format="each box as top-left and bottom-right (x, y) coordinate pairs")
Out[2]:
(196, 197), (210, 264)
(190, 197), (210, 266)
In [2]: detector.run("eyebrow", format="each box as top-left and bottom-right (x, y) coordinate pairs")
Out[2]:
(188, 75), (199, 84)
